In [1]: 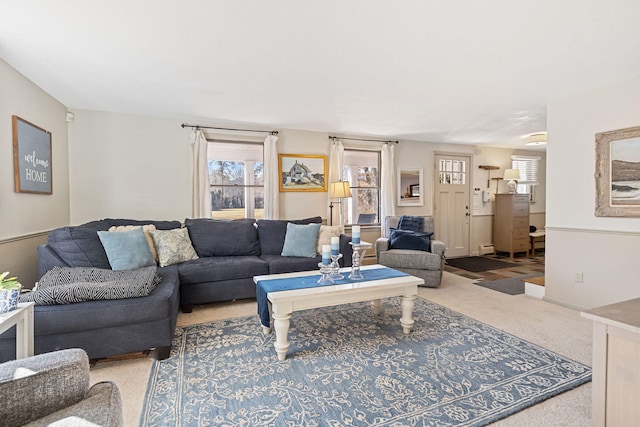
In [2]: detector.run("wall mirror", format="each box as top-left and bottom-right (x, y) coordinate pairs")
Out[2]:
(398, 168), (423, 206)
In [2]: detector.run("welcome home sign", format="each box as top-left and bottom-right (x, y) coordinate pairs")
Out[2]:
(13, 115), (52, 195)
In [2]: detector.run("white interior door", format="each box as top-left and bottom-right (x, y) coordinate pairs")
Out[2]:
(434, 154), (471, 257)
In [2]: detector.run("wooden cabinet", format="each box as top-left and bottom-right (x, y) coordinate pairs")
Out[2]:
(582, 298), (640, 426)
(494, 194), (530, 258)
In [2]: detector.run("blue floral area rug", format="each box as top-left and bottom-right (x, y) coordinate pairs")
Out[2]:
(140, 298), (591, 426)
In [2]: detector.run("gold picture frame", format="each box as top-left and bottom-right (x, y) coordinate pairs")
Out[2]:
(595, 125), (640, 216)
(279, 154), (328, 192)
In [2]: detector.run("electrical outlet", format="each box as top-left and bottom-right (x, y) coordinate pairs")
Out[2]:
(574, 272), (583, 283)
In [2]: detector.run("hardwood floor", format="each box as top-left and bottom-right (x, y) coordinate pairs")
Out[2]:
(444, 251), (545, 281)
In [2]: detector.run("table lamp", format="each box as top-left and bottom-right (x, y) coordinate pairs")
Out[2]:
(503, 169), (521, 194)
(329, 181), (352, 225)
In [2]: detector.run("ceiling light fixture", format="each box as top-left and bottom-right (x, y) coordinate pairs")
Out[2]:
(525, 132), (547, 146)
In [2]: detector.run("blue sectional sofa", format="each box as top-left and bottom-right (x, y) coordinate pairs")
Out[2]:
(0, 217), (352, 362)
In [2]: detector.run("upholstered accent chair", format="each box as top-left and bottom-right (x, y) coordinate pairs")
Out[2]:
(0, 348), (123, 426)
(376, 216), (446, 288)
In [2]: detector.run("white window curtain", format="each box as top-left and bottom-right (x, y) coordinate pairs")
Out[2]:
(380, 143), (396, 220)
(263, 134), (279, 219)
(328, 139), (345, 224)
(190, 129), (211, 218)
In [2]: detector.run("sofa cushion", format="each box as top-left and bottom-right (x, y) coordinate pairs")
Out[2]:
(389, 229), (433, 252)
(149, 228), (199, 267)
(256, 217), (322, 255)
(47, 220), (112, 269)
(281, 223), (321, 257)
(260, 254), (323, 275)
(20, 266), (179, 336)
(178, 256), (269, 284)
(97, 228), (156, 270)
(185, 218), (260, 257)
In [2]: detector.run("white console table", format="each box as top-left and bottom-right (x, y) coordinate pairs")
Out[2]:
(0, 302), (34, 359)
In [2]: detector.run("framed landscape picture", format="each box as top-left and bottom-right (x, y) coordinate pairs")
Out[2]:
(595, 125), (640, 216)
(279, 154), (327, 192)
(12, 115), (52, 194)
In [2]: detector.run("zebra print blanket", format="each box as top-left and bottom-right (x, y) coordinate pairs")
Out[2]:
(19, 266), (161, 305)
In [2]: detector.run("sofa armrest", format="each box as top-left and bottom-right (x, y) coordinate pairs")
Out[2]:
(431, 239), (446, 257)
(376, 237), (390, 262)
(0, 349), (90, 425)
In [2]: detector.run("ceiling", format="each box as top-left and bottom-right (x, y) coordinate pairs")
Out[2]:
(1, 1), (640, 151)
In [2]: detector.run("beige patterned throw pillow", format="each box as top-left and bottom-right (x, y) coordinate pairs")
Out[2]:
(316, 225), (342, 255)
(149, 228), (199, 267)
(109, 224), (158, 263)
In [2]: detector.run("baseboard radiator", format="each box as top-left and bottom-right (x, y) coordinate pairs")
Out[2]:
(478, 244), (495, 256)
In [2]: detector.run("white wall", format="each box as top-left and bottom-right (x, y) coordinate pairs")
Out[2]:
(546, 73), (640, 310)
(0, 58), (70, 238)
(69, 111), (190, 224)
(0, 59), (69, 286)
(69, 117), (334, 223)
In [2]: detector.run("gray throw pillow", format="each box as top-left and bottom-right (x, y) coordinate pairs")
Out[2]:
(281, 223), (321, 258)
(149, 228), (199, 267)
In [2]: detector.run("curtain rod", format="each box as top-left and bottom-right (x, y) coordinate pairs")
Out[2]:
(329, 136), (398, 144)
(181, 123), (278, 135)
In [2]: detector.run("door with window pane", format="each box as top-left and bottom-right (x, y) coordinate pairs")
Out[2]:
(434, 154), (471, 257)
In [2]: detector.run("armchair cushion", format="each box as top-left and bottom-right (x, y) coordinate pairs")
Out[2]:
(389, 229), (433, 252)
(397, 215), (425, 232)
(379, 249), (443, 271)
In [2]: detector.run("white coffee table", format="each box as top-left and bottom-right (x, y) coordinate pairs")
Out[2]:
(0, 302), (34, 359)
(254, 265), (423, 360)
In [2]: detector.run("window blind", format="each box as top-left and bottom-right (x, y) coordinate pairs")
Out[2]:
(511, 155), (540, 185)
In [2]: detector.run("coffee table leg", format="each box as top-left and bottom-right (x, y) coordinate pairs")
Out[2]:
(371, 299), (382, 315)
(400, 295), (415, 334)
(273, 312), (291, 361)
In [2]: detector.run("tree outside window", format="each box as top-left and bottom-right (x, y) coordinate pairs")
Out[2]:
(208, 142), (264, 219)
(342, 150), (380, 225)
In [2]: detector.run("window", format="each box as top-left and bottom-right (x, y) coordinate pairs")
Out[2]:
(511, 155), (540, 201)
(342, 150), (380, 225)
(438, 159), (466, 184)
(208, 142), (264, 219)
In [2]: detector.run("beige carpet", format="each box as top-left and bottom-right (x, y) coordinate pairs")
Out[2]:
(90, 271), (592, 426)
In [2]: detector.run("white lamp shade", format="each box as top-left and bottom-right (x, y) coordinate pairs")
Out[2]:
(330, 181), (352, 198)
(503, 169), (521, 180)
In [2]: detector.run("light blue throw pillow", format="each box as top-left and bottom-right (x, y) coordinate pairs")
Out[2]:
(281, 223), (322, 258)
(97, 228), (156, 271)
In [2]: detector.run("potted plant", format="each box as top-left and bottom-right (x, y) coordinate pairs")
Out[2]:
(0, 272), (22, 313)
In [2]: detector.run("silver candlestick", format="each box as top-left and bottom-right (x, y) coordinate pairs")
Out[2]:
(349, 241), (372, 280)
(329, 253), (344, 280)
